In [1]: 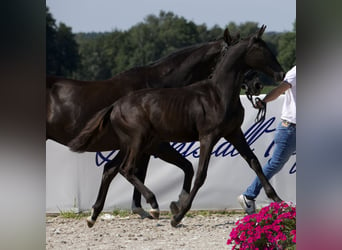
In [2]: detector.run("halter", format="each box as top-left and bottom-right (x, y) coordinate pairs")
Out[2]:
(242, 70), (266, 123)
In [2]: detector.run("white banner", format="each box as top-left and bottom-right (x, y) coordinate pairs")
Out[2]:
(46, 95), (296, 213)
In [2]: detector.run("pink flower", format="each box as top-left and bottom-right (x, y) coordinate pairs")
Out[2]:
(290, 229), (296, 243)
(227, 202), (296, 249)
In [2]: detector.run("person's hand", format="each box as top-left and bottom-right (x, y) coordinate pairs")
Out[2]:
(254, 98), (266, 109)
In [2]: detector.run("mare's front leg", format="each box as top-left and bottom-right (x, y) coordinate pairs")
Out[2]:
(226, 129), (282, 202)
(171, 135), (217, 227)
(87, 151), (123, 228)
(131, 154), (154, 219)
(151, 142), (194, 216)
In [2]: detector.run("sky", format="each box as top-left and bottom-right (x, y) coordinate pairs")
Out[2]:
(46, 0), (296, 33)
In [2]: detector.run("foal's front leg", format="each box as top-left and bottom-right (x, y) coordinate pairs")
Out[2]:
(225, 129), (282, 202)
(171, 135), (217, 227)
(151, 142), (194, 216)
(87, 151), (123, 228)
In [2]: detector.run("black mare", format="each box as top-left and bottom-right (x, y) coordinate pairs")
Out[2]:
(69, 25), (285, 227)
(47, 31), (246, 222)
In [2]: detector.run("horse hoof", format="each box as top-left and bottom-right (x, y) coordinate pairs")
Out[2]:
(149, 208), (160, 219)
(170, 201), (180, 215)
(86, 216), (95, 228)
(132, 207), (153, 219)
(170, 217), (180, 227)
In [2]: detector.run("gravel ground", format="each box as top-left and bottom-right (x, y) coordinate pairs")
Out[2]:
(46, 212), (244, 249)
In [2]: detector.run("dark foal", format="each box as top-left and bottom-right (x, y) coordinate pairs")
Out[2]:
(69, 25), (285, 227)
(47, 35), (236, 220)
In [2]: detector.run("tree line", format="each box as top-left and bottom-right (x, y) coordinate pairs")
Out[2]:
(46, 7), (295, 84)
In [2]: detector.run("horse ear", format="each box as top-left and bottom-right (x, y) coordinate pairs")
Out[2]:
(256, 25), (267, 38)
(223, 28), (232, 45)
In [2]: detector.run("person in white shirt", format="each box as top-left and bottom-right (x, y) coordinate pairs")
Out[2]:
(238, 65), (296, 214)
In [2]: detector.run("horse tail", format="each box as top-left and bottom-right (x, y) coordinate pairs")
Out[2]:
(68, 105), (114, 152)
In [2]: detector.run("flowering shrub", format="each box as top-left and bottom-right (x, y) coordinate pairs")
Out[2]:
(227, 202), (296, 250)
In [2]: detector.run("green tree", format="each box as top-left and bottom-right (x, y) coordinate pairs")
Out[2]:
(73, 11), (296, 82)
(46, 7), (80, 77)
(226, 21), (259, 38)
(55, 23), (80, 77)
(197, 24), (223, 42)
(76, 32), (119, 80)
(277, 32), (296, 71)
(238, 21), (260, 37)
(277, 20), (296, 71)
(46, 7), (58, 75)
(123, 11), (201, 69)
(102, 11), (204, 77)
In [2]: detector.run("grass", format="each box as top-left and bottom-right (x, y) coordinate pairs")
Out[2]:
(259, 85), (276, 94)
(51, 208), (244, 219)
(56, 208), (134, 219)
(58, 210), (90, 219)
(185, 210), (244, 218)
(111, 209), (132, 217)
(240, 84), (276, 95)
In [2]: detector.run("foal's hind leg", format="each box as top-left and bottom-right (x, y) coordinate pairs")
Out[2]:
(87, 151), (123, 228)
(225, 129), (282, 202)
(131, 154), (154, 219)
(150, 142), (194, 216)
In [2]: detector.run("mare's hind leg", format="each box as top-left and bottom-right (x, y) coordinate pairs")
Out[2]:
(150, 142), (194, 216)
(87, 151), (123, 228)
(225, 129), (282, 202)
(131, 154), (154, 219)
(131, 142), (194, 218)
(120, 146), (160, 219)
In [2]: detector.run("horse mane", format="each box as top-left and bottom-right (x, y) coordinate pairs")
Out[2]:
(147, 40), (222, 67)
(209, 33), (251, 80)
(112, 39), (224, 78)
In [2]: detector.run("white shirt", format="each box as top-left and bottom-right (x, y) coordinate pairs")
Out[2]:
(281, 66), (296, 124)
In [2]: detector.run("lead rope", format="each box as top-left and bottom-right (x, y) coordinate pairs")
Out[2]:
(246, 93), (267, 123)
(254, 97), (267, 123)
